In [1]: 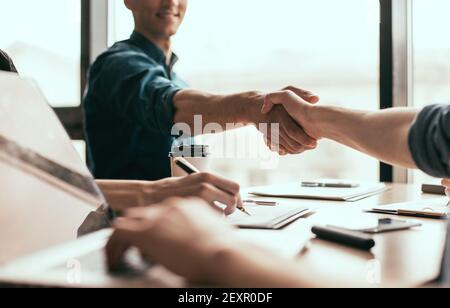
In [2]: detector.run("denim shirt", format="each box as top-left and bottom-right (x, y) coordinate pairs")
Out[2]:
(83, 32), (188, 181)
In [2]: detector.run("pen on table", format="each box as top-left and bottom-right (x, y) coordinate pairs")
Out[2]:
(301, 181), (360, 188)
(174, 157), (251, 216)
(243, 200), (278, 206)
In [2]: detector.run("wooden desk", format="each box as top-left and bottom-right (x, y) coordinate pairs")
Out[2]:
(240, 184), (447, 287)
(0, 184), (446, 288)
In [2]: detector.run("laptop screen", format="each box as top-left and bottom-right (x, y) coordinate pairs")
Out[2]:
(0, 73), (109, 265)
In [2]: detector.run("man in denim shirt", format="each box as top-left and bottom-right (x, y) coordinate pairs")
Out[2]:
(84, 0), (319, 181)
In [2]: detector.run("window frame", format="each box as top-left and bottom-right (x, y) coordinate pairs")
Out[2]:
(53, 0), (109, 141)
(379, 0), (414, 183)
(61, 0), (412, 182)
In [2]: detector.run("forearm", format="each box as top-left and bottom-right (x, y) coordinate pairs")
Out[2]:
(208, 243), (375, 288)
(173, 89), (262, 136)
(96, 180), (158, 213)
(308, 106), (419, 169)
(210, 244), (309, 288)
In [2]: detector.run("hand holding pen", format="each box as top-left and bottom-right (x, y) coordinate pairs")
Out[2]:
(174, 157), (251, 216)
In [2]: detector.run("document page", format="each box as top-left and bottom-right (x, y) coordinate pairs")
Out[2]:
(227, 204), (310, 229)
(250, 182), (388, 201)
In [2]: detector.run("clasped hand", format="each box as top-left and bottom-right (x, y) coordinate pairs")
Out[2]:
(258, 86), (321, 155)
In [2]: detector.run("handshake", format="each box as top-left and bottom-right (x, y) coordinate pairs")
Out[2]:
(252, 86), (322, 156)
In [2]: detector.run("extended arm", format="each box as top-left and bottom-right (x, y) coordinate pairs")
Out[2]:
(263, 91), (420, 169)
(172, 88), (319, 154)
(173, 90), (260, 130)
(306, 106), (419, 169)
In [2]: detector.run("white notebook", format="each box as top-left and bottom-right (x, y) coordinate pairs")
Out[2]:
(249, 182), (388, 202)
(227, 204), (310, 229)
(369, 198), (449, 218)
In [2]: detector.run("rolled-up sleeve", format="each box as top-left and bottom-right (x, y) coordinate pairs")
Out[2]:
(408, 104), (450, 178)
(92, 51), (182, 135)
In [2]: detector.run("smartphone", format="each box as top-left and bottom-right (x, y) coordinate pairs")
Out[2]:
(357, 218), (422, 234)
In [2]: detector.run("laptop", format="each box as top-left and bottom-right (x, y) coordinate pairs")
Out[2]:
(0, 73), (182, 288)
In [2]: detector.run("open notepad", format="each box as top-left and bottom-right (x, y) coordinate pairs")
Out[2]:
(249, 182), (389, 202)
(227, 204), (310, 229)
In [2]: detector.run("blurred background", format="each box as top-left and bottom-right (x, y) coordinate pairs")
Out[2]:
(1, 0), (449, 187)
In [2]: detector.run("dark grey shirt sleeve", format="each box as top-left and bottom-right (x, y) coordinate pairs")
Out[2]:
(408, 104), (450, 178)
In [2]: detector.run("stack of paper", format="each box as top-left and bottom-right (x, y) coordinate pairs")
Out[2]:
(227, 204), (310, 229)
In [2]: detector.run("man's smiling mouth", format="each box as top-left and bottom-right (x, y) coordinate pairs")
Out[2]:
(156, 11), (180, 18)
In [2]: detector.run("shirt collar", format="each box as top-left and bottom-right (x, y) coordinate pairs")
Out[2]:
(129, 31), (178, 68)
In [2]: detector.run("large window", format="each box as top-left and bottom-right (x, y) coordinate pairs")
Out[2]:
(110, 0), (380, 186)
(0, 0), (81, 108)
(0, 0), (84, 160)
(3, 1), (447, 185)
(412, 0), (450, 184)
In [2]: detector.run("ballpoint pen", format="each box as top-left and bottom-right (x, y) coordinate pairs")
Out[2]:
(174, 157), (251, 216)
(301, 181), (360, 188)
(243, 200), (278, 206)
